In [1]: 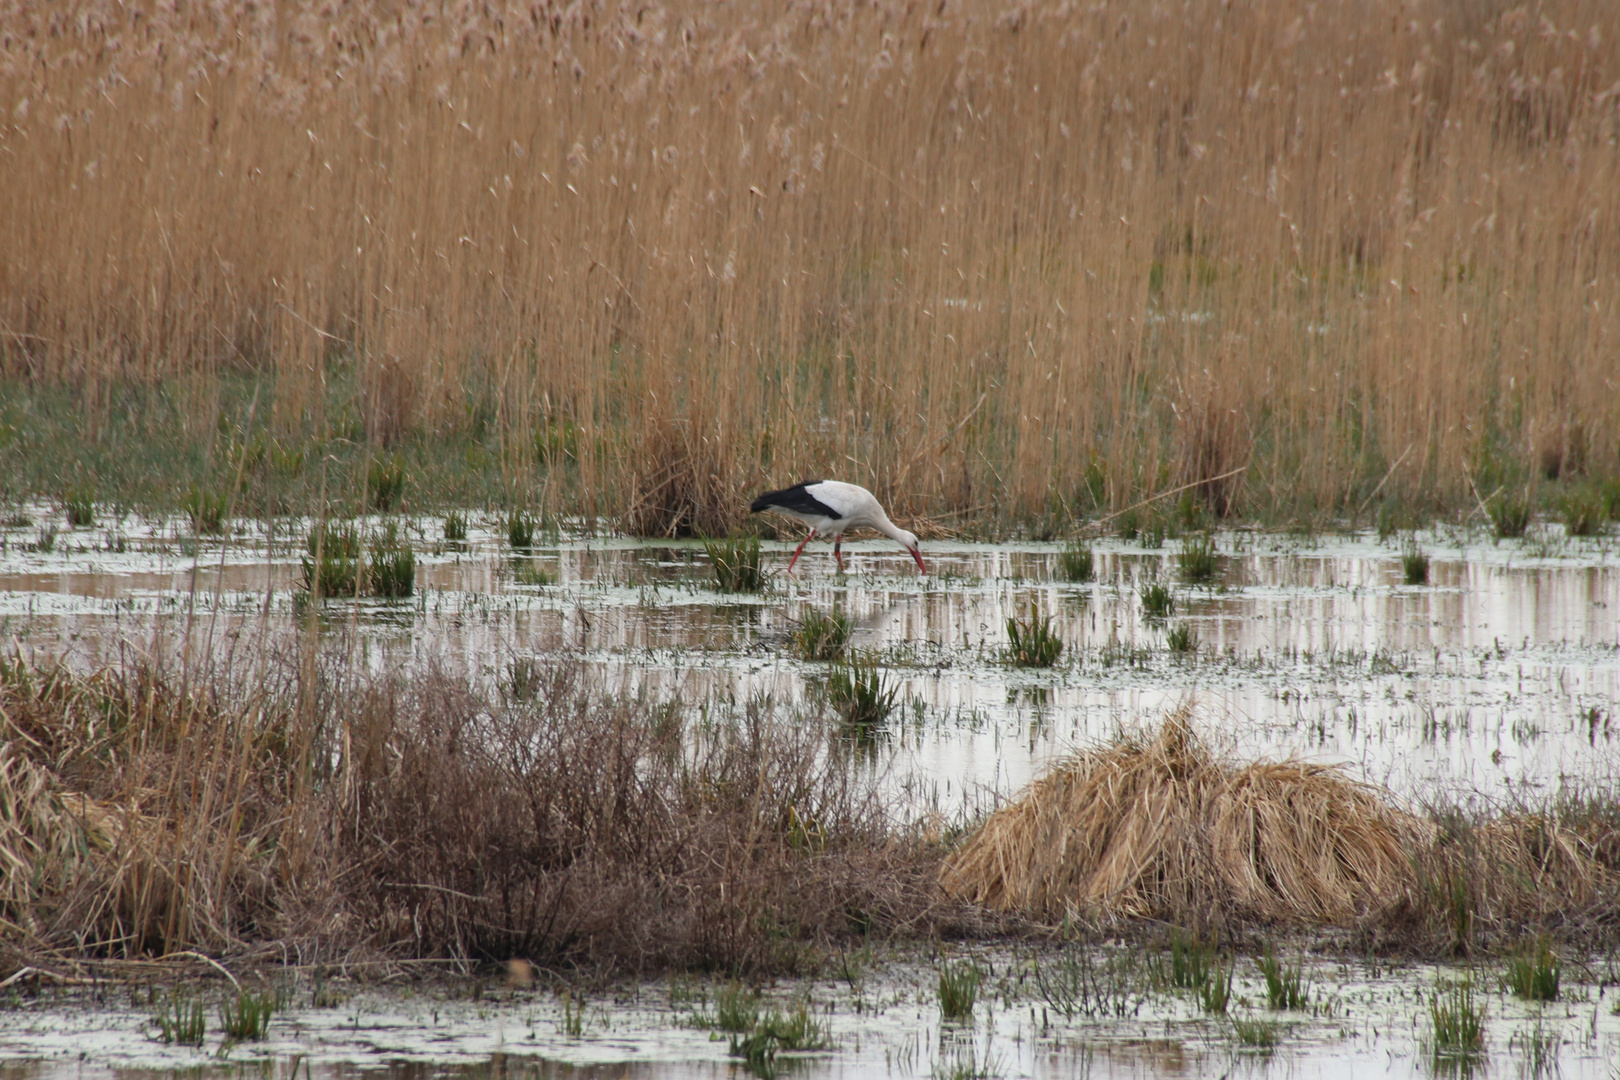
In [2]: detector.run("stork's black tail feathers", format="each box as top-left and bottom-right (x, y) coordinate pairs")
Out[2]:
(749, 481), (839, 519)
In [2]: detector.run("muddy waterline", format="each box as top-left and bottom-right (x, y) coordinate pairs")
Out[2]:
(1, 507), (1617, 1078)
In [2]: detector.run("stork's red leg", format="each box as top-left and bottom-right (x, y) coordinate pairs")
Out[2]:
(833, 537), (844, 572)
(785, 529), (815, 574)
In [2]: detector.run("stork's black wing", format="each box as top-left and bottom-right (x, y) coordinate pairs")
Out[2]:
(749, 482), (842, 519)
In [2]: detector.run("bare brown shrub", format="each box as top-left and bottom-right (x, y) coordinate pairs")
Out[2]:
(0, 648), (947, 972)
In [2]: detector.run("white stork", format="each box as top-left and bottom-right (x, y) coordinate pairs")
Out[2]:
(749, 480), (926, 574)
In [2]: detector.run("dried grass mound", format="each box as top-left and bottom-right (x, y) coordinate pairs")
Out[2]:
(940, 708), (1421, 927)
(622, 420), (738, 538)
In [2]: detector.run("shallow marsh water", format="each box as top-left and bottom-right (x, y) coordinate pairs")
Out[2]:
(2, 506), (1618, 1078)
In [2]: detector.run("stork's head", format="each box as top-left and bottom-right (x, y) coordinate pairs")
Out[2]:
(895, 529), (926, 573)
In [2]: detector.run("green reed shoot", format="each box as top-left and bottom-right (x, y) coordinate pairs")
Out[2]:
(705, 535), (764, 592)
(937, 958), (982, 1022)
(153, 990), (207, 1046)
(1199, 957), (1234, 1014)
(1231, 1016), (1282, 1050)
(367, 455), (407, 511)
(1177, 533), (1219, 584)
(302, 523), (363, 598)
(1489, 496), (1530, 539)
(1561, 486), (1607, 537)
(791, 607), (851, 661)
(1166, 623), (1196, 654)
(1255, 948), (1309, 1010)
(1006, 603), (1062, 667)
(828, 654), (897, 731)
(443, 510), (468, 542)
(507, 510), (536, 549)
(1503, 940), (1560, 1001)
(1140, 581), (1175, 619)
(1429, 981), (1486, 1062)
(63, 487), (94, 528)
(1058, 541), (1094, 582)
(1402, 545), (1430, 585)
(219, 988), (275, 1041)
(368, 523), (416, 597)
(183, 486), (228, 534)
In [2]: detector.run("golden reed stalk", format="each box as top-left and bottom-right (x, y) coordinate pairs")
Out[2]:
(2, 2), (1616, 527)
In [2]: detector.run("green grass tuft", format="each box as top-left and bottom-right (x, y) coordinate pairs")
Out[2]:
(1058, 541), (1094, 582)
(937, 958), (982, 1023)
(1560, 486), (1608, 537)
(368, 523), (416, 597)
(1255, 948), (1309, 1010)
(63, 486), (95, 528)
(1006, 603), (1063, 667)
(153, 990), (207, 1046)
(1503, 940), (1559, 1002)
(1428, 980), (1486, 1063)
(1176, 533), (1219, 584)
(302, 523), (364, 598)
(1231, 1015), (1282, 1050)
(183, 486), (229, 534)
(828, 653), (898, 733)
(1488, 496), (1530, 539)
(791, 607), (851, 661)
(1402, 545), (1430, 585)
(507, 510), (536, 549)
(705, 535), (764, 592)
(219, 988), (276, 1042)
(443, 510), (468, 542)
(1166, 622), (1196, 654)
(367, 455), (407, 511)
(1140, 581), (1174, 619)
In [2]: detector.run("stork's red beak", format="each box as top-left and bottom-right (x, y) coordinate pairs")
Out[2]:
(911, 548), (927, 573)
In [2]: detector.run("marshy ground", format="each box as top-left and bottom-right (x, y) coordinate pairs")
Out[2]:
(1, 505), (1617, 1078)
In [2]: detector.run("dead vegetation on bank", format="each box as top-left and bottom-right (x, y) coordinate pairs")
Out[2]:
(942, 709), (1619, 954)
(0, 647), (960, 975)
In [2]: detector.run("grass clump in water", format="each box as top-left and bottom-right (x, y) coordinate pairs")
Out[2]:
(705, 535), (764, 592)
(302, 523), (364, 598)
(1198, 957), (1234, 1014)
(1489, 495), (1530, 539)
(1166, 623), (1196, 654)
(937, 958), (982, 1022)
(219, 988), (276, 1041)
(1503, 939), (1559, 1001)
(1560, 486), (1608, 537)
(1231, 1015), (1282, 1050)
(1176, 533), (1219, 584)
(1006, 603), (1062, 667)
(63, 487), (94, 528)
(1402, 545), (1430, 585)
(1058, 541), (1094, 582)
(183, 487), (228, 534)
(727, 998), (832, 1078)
(367, 455), (406, 511)
(443, 510), (468, 542)
(1255, 948), (1309, 1010)
(368, 523), (416, 598)
(507, 510), (536, 549)
(153, 990), (206, 1046)
(1428, 981), (1486, 1066)
(1140, 581), (1175, 619)
(791, 607), (851, 661)
(828, 654), (897, 734)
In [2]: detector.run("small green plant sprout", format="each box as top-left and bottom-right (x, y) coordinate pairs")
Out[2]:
(153, 989), (207, 1046)
(1428, 980), (1486, 1065)
(368, 522), (416, 597)
(727, 998), (832, 1077)
(559, 988), (586, 1037)
(367, 455), (407, 511)
(1160, 928), (1215, 990)
(1176, 533), (1219, 584)
(1489, 495), (1530, 539)
(1560, 485), (1608, 537)
(1006, 602), (1063, 667)
(705, 535), (764, 592)
(1058, 540), (1095, 582)
(791, 607), (851, 661)
(220, 988), (276, 1041)
(1401, 544), (1430, 585)
(828, 653), (898, 733)
(1509, 1020), (1560, 1080)
(1255, 948), (1309, 1010)
(507, 510), (536, 549)
(183, 486), (229, 534)
(1140, 580), (1175, 620)
(1166, 623), (1196, 654)
(932, 1042), (1005, 1080)
(1231, 1016), (1282, 1051)
(1503, 939), (1560, 1001)
(512, 557), (555, 587)
(1199, 957), (1234, 1014)
(937, 958), (982, 1023)
(63, 486), (94, 528)
(302, 523), (363, 598)
(443, 510), (468, 542)
(713, 983), (762, 1033)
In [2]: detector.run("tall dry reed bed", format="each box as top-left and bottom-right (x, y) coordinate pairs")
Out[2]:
(0, 646), (952, 974)
(2, 1), (1618, 530)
